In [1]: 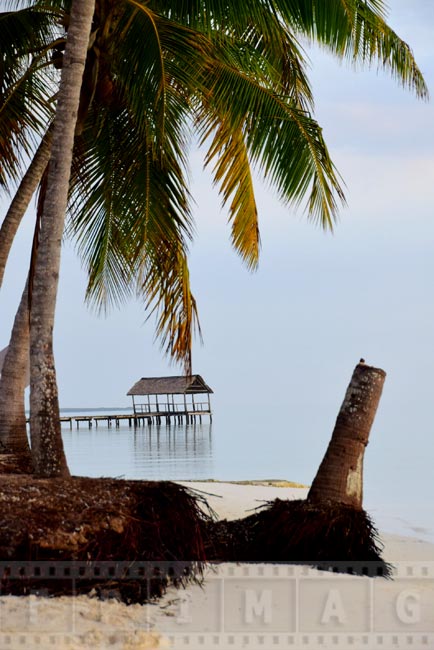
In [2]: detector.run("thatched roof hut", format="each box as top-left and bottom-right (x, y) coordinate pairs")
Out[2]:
(127, 375), (213, 396)
(127, 375), (213, 422)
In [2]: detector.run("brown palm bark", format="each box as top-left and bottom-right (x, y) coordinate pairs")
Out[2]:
(0, 130), (52, 289)
(0, 135), (52, 472)
(29, 0), (95, 477)
(308, 361), (386, 509)
(0, 278), (32, 467)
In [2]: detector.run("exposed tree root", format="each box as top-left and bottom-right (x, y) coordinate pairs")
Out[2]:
(205, 498), (392, 577)
(0, 479), (390, 605)
(0, 475), (213, 601)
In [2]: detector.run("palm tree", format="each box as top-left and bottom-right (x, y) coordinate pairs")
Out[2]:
(0, 0), (427, 475)
(29, 0), (96, 477)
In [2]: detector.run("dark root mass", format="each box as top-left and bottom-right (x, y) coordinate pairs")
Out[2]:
(0, 477), (391, 604)
(0, 476), (213, 602)
(206, 498), (392, 577)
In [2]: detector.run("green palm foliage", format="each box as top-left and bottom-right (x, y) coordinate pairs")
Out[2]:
(1, 0), (428, 372)
(0, 5), (59, 186)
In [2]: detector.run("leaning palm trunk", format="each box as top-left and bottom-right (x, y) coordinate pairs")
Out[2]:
(308, 361), (386, 509)
(0, 131), (52, 289)
(29, 0), (95, 477)
(0, 278), (31, 468)
(0, 134), (52, 467)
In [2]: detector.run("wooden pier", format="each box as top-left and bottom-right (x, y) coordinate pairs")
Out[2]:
(55, 406), (211, 429)
(25, 374), (214, 430)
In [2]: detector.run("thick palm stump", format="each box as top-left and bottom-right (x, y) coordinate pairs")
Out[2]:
(308, 361), (386, 509)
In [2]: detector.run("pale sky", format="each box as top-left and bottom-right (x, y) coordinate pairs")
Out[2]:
(1, 1), (434, 514)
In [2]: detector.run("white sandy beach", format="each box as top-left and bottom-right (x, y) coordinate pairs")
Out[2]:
(1, 481), (433, 649)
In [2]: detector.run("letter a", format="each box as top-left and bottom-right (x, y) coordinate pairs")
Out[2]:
(321, 589), (347, 625)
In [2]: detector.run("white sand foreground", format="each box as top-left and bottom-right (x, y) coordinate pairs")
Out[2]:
(0, 481), (433, 649)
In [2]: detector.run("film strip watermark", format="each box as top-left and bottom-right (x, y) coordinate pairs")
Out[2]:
(0, 561), (433, 649)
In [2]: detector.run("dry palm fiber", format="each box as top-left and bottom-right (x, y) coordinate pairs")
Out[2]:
(0, 476), (213, 601)
(207, 498), (392, 577)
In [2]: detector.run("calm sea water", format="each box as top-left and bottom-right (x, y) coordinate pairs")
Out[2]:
(60, 407), (434, 544)
(62, 413), (214, 481)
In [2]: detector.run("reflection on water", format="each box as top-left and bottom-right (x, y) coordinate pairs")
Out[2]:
(62, 420), (213, 481)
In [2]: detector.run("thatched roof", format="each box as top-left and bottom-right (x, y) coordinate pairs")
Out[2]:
(127, 375), (213, 396)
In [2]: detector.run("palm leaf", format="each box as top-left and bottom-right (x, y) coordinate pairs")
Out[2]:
(68, 111), (188, 309)
(273, 0), (428, 99)
(198, 55), (345, 232)
(205, 120), (260, 269)
(0, 7), (59, 186)
(139, 235), (201, 376)
(67, 99), (199, 371)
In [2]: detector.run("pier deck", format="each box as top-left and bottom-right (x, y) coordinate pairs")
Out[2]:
(27, 408), (211, 429)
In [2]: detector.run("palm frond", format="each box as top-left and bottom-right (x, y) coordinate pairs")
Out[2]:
(234, 23), (314, 110)
(198, 57), (345, 231)
(154, 0), (313, 111)
(67, 98), (198, 372)
(67, 101), (193, 311)
(273, 0), (428, 99)
(117, 4), (209, 155)
(139, 236), (201, 376)
(204, 120), (260, 269)
(0, 7), (60, 186)
(154, 0), (291, 45)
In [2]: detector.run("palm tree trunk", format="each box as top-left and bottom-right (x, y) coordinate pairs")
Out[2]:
(0, 130), (52, 289)
(0, 278), (32, 469)
(307, 361), (386, 509)
(29, 0), (95, 477)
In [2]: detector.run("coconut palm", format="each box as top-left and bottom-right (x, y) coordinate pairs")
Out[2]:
(0, 0), (428, 475)
(29, 0), (96, 476)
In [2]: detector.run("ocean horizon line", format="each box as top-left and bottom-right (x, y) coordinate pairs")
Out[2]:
(25, 406), (132, 415)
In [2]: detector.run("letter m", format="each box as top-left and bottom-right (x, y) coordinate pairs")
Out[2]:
(244, 589), (272, 624)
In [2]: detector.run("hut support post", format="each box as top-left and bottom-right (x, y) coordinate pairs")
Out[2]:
(132, 396), (136, 416)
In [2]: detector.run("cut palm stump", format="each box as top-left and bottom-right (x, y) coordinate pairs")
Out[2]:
(308, 360), (386, 508)
(208, 361), (390, 575)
